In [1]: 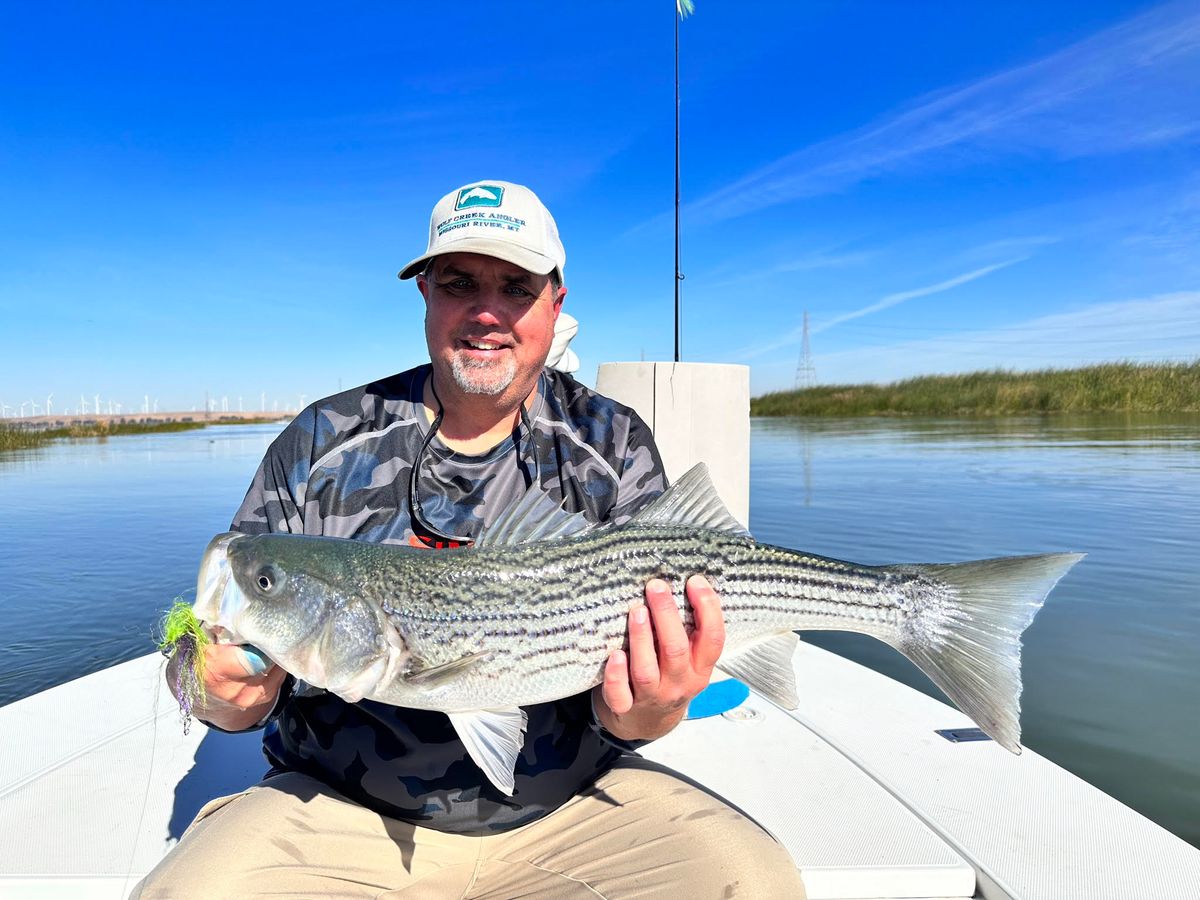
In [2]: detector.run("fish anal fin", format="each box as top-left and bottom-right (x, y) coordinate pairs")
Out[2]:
(716, 633), (800, 709)
(447, 707), (529, 796)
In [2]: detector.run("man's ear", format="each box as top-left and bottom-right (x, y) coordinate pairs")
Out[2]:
(552, 285), (567, 318)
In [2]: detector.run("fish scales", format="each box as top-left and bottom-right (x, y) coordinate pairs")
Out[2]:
(192, 462), (1084, 793)
(247, 525), (928, 712)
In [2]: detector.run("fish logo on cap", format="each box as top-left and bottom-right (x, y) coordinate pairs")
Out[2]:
(455, 185), (505, 210)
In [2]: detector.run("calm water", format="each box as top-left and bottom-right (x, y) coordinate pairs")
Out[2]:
(1, 416), (1197, 846)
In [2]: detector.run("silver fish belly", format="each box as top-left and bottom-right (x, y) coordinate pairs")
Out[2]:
(192, 463), (1083, 794)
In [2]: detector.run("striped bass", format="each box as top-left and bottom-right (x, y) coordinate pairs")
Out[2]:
(193, 463), (1083, 794)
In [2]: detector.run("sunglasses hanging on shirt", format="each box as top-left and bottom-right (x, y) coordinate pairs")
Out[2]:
(407, 374), (543, 549)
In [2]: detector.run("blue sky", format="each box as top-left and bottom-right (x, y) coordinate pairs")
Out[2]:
(1, 1), (1197, 413)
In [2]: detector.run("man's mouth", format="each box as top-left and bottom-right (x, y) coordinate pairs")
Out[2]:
(460, 338), (511, 352)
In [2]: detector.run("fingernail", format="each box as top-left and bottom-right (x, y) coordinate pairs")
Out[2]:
(633, 605), (648, 625)
(238, 645), (270, 675)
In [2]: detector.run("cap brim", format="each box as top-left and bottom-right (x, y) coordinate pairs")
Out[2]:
(398, 237), (561, 282)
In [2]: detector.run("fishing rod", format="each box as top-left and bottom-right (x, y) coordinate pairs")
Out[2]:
(675, 1), (693, 362)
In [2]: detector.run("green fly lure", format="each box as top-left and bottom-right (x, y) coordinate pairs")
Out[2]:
(158, 600), (209, 733)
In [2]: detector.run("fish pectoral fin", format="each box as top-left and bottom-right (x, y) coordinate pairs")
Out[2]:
(405, 651), (492, 685)
(447, 707), (529, 796)
(716, 633), (801, 709)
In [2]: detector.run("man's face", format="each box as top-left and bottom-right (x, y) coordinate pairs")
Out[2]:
(418, 252), (565, 402)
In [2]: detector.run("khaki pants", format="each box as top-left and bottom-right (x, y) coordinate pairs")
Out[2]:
(134, 758), (806, 899)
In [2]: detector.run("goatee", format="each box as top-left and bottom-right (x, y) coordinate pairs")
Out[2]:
(449, 352), (517, 396)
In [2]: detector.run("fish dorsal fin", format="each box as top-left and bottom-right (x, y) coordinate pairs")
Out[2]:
(446, 707), (529, 796)
(475, 486), (596, 548)
(715, 632), (800, 709)
(630, 463), (751, 537)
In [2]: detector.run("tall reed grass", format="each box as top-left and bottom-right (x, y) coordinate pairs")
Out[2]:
(751, 361), (1200, 417)
(0, 417), (279, 453)
(0, 427), (46, 451)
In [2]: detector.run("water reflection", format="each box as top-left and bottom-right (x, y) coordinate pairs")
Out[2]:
(0, 423), (285, 704)
(750, 412), (1200, 848)
(755, 412), (1200, 451)
(2, 415), (1197, 848)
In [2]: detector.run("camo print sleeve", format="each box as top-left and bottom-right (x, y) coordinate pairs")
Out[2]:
(229, 408), (321, 535)
(609, 407), (667, 523)
(538, 372), (667, 525)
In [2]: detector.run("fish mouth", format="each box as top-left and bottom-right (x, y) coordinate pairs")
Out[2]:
(193, 531), (245, 641)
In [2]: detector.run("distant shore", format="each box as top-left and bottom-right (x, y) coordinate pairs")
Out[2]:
(751, 361), (1200, 417)
(0, 411), (287, 452)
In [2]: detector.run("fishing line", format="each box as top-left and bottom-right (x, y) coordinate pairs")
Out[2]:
(123, 590), (199, 892)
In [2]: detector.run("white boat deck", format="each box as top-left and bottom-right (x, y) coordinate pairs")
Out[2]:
(1, 643), (1197, 899)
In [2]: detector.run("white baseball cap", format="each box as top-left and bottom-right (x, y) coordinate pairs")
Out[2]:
(398, 180), (566, 283)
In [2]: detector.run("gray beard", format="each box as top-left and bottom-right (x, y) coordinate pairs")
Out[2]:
(449, 352), (517, 396)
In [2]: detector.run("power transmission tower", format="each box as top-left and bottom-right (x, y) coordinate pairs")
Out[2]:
(795, 310), (817, 389)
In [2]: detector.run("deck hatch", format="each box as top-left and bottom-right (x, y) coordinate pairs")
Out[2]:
(935, 727), (992, 743)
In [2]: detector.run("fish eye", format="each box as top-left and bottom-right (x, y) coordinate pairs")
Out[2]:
(254, 565), (283, 594)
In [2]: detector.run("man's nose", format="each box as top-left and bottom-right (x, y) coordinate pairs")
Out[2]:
(467, 289), (508, 324)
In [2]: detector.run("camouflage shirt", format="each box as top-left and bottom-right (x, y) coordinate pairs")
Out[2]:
(228, 364), (667, 833)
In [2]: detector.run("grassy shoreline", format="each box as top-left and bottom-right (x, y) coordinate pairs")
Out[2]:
(751, 361), (1200, 417)
(0, 417), (282, 452)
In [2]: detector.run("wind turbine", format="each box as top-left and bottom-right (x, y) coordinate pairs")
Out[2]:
(0, 402), (10, 418)
(45, 394), (54, 416)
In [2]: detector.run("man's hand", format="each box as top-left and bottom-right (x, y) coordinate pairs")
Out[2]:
(593, 574), (725, 742)
(166, 642), (287, 733)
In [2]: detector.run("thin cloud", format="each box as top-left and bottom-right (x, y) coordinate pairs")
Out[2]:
(1122, 187), (1200, 265)
(703, 246), (872, 290)
(960, 235), (1061, 261)
(686, 1), (1200, 225)
(775, 250), (873, 273)
(810, 291), (1200, 386)
(734, 257), (1023, 361)
(812, 259), (1024, 335)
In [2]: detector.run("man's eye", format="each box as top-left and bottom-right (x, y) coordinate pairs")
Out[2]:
(505, 286), (534, 300)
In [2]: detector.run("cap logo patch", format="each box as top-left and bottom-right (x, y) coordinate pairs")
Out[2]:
(455, 185), (504, 210)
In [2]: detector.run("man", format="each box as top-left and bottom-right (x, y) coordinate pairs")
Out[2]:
(137, 181), (805, 898)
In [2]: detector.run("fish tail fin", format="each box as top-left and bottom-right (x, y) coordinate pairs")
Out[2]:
(890, 552), (1084, 753)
